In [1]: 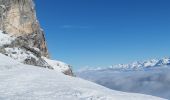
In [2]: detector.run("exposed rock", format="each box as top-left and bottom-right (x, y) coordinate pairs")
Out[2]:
(63, 65), (75, 76)
(24, 57), (53, 69)
(0, 0), (48, 57)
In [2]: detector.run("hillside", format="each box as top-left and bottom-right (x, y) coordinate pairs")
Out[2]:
(0, 53), (165, 100)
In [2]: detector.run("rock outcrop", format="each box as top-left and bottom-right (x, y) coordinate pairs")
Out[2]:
(0, 0), (74, 76)
(0, 0), (48, 57)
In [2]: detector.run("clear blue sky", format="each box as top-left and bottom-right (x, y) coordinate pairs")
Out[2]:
(35, 0), (170, 69)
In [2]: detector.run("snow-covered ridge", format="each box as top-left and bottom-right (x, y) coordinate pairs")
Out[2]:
(43, 57), (73, 76)
(0, 53), (165, 100)
(79, 57), (170, 72)
(43, 57), (70, 72)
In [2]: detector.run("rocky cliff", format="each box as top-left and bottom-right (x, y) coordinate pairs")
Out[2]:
(0, 0), (48, 57)
(0, 0), (74, 76)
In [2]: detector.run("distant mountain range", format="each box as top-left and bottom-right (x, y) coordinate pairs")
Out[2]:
(78, 57), (170, 72)
(76, 57), (170, 99)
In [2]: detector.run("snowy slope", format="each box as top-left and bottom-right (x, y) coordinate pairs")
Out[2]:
(0, 54), (165, 100)
(0, 53), (21, 70)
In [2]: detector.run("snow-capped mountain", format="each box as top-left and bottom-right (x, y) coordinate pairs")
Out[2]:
(110, 58), (170, 70)
(79, 57), (170, 72)
(76, 58), (170, 99)
(0, 53), (165, 100)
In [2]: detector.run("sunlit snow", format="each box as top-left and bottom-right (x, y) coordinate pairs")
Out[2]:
(0, 53), (165, 100)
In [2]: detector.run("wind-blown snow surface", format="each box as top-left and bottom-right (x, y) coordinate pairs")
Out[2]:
(0, 54), (165, 100)
(76, 66), (170, 99)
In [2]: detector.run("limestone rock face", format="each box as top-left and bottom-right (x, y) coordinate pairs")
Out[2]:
(0, 0), (74, 76)
(0, 0), (48, 57)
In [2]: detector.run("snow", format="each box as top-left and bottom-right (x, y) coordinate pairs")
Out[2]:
(0, 30), (15, 46)
(43, 57), (70, 73)
(0, 53), (21, 70)
(0, 30), (38, 63)
(0, 54), (165, 100)
(4, 47), (38, 62)
(143, 59), (158, 67)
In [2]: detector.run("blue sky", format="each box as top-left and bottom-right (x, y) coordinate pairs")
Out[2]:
(35, 0), (170, 69)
